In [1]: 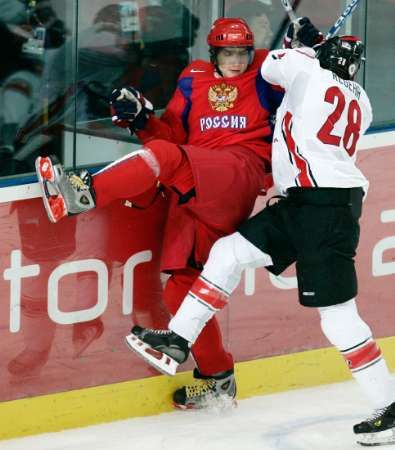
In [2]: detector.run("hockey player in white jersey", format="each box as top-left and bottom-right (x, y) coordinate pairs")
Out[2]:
(267, 41), (371, 194)
(126, 32), (395, 447)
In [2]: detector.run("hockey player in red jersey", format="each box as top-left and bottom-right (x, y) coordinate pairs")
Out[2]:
(35, 18), (319, 409)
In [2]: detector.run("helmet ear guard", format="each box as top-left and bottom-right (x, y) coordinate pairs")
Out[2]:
(315, 35), (364, 80)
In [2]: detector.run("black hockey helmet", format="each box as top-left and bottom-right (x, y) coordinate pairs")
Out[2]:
(315, 35), (364, 80)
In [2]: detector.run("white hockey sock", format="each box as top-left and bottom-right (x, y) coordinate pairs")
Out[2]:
(170, 274), (231, 342)
(319, 299), (393, 409)
(351, 359), (392, 409)
(169, 292), (216, 343)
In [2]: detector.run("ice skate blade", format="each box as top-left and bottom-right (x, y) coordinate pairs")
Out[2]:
(173, 398), (238, 411)
(357, 428), (395, 446)
(35, 156), (67, 223)
(36, 156), (55, 183)
(125, 333), (179, 376)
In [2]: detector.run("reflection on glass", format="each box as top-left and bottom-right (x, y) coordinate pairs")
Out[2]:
(365, 0), (395, 127)
(0, 0), (200, 178)
(225, 0), (275, 49)
(0, 0), (67, 177)
(1, 193), (169, 395)
(7, 199), (105, 381)
(0, 0), (393, 181)
(72, 1), (200, 135)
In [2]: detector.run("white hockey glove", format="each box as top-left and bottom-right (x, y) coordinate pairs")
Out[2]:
(283, 17), (324, 49)
(110, 87), (154, 133)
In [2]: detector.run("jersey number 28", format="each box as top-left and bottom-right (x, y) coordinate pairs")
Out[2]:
(317, 86), (362, 157)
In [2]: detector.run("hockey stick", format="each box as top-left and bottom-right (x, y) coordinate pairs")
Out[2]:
(279, 0), (361, 39)
(275, 0), (361, 50)
(271, 0), (302, 49)
(280, 0), (298, 23)
(325, 0), (361, 39)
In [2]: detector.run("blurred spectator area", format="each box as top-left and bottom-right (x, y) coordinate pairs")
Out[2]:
(0, 0), (393, 179)
(0, 0), (200, 176)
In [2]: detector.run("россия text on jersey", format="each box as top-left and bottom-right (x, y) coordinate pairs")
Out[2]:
(200, 115), (247, 131)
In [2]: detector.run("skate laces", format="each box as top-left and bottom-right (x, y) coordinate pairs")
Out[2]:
(146, 329), (173, 336)
(68, 172), (90, 191)
(366, 406), (390, 426)
(185, 378), (217, 399)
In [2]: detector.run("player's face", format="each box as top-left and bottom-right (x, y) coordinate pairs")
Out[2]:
(217, 47), (250, 77)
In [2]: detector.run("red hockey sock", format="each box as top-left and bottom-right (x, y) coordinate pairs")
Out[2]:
(93, 140), (189, 207)
(93, 151), (159, 207)
(192, 317), (234, 375)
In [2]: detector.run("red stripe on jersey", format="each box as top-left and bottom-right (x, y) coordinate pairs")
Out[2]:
(342, 340), (382, 372)
(283, 112), (315, 187)
(190, 277), (229, 311)
(295, 49), (315, 59)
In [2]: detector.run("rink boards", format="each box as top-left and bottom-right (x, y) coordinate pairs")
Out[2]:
(0, 131), (394, 440)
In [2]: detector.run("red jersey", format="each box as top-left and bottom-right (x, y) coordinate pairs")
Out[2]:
(137, 49), (283, 162)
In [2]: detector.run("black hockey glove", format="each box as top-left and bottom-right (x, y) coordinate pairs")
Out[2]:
(284, 17), (324, 49)
(110, 87), (154, 133)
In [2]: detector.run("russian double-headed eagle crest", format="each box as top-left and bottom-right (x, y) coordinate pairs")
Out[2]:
(208, 82), (238, 112)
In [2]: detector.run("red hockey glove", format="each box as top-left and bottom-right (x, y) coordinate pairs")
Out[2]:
(110, 87), (154, 133)
(283, 17), (324, 49)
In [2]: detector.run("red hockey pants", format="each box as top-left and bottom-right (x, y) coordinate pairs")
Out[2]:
(92, 140), (234, 375)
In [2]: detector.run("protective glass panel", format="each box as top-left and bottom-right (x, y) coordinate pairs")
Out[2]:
(69, 0), (202, 167)
(1, 0), (392, 182)
(0, 0), (70, 178)
(364, 0), (395, 128)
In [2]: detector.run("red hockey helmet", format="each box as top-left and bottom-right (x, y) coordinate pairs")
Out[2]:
(207, 18), (254, 48)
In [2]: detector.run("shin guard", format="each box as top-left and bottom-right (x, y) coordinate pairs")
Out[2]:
(169, 276), (230, 343)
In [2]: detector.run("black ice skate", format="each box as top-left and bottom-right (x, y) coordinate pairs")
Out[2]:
(354, 402), (395, 446)
(125, 326), (190, 376)
(173, 368), (236, 410)
(35, 155), (96, 223)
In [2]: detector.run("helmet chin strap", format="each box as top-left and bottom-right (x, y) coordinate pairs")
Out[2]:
(215, 65), (224, 77)
(247, 49), (255, 65)
(209, 48), (224, 77)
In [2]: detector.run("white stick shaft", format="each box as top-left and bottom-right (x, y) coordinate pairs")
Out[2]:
(280, 0), (298, 22)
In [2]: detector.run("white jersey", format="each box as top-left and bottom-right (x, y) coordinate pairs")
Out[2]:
(260, 48), (372, 196)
